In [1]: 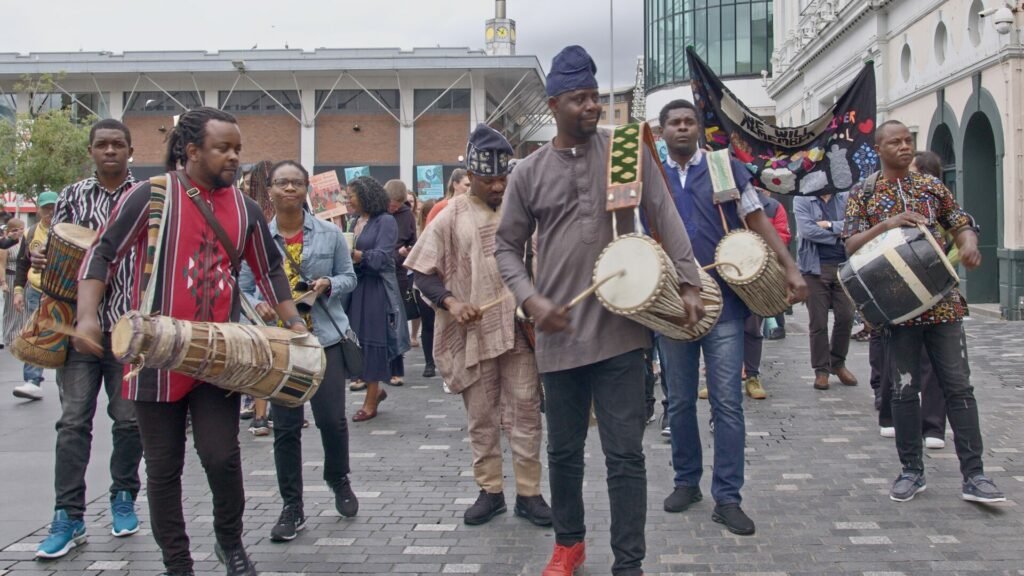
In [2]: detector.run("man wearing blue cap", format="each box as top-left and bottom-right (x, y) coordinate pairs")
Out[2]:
(496, 45), (704, 576)
(407, 124), (551, 528)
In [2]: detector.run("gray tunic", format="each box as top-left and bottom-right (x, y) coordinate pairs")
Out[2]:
(495, 129), (702, 373)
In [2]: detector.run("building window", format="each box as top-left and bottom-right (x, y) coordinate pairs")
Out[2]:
(28, 92), (105, 119)
(900, 43), (912, 82)
(968, 0), (984, 47)
(0, 94), (15, 122)
(220, 90), (300, 114)
(315, 89), (400, 113)
(124, 91), (202, 115)
(644, 0), (774, 92)
(414, 89), (471, 115)
(934, 22), (948, 65)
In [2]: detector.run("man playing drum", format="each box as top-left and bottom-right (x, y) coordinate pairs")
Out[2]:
(25, 119), (145, 560)
(77, 108), (305, 576)
(406, 124), (551, 528)
(496, 46), (704, 576)
(656, 100), (806, 536)
(843, 120), (1005, 504)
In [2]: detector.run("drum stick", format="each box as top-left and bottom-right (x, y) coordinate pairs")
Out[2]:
(477, 293), (511, 313)
(567, 269), (626, 310)
(39, 320), (103, 352)
(702, 261), (742, 275)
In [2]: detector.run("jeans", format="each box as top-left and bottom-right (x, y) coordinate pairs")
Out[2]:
(873, 334), (946, 439)
(54, 334), (142, 518)
(23, 285), (43, 384)
(542, 349), (647, 576)
(804, 263), (854, 374)
(134, 384), (244, 573)
(743, 314), (763, 377)
(661, 317), (745, 505)
(885, 321), (984, 479)
(273, 344), (350, 507)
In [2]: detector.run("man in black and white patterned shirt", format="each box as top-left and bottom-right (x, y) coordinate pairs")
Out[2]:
(31, 118), (144, 560)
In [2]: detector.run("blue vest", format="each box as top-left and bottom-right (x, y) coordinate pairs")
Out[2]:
(664, 155), (751, 322)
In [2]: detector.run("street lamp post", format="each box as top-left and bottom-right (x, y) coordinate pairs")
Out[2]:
(609, 0), (614, 123)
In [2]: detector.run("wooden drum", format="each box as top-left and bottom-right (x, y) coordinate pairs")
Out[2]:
(111, 311), (325, 407)
(714, 229), (789, 317)
(11, 295), (73, 369)
(593, 234), (721, 341)
(42, 223), (97, 303)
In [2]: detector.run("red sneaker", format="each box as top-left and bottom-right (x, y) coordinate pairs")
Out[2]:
(541, 541), (586, 576)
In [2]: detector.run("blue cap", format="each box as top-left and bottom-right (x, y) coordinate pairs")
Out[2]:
(36, 191), (58, 207)
(546, 45), (599, 97)
(465, 124), (514, 176)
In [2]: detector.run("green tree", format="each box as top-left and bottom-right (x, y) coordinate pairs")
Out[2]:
(0, 109), (94, 203)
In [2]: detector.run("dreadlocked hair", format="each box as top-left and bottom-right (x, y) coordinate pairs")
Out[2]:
(247, 160), (275, 221)
(164, 107), (238, 171)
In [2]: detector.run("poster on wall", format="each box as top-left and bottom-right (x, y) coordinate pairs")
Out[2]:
(416, 165), (445, 200)
(686, 47), (877, 196)
(308, 171), (346, 219)
(343, 166), (371, 183)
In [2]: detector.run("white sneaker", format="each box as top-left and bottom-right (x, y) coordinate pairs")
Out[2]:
(13, 382), (43, 400)
(879, 426), (896, 438)
(925, 437), (946, 449)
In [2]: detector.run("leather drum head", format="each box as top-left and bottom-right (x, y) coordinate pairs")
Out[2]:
(595, 235), (663, 311)
(716, 230), (766, 283)
(53, 223), (97, 249)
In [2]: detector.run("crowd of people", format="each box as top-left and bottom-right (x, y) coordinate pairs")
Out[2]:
(0, 43), (1007, 576)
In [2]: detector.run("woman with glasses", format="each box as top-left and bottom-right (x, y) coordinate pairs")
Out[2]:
(345, 176), (401, 422)
(239, 161), (361, 542)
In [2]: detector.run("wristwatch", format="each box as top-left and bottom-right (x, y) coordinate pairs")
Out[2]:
(283, 315), (305, 329)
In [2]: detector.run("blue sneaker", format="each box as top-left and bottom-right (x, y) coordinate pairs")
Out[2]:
(35, 510), (86, 559)
(110, 491), (139, 537)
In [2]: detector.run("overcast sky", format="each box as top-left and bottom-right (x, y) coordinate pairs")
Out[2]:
(1, 0), (644, 88)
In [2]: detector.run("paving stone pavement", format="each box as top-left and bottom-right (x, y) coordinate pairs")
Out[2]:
(1, 308), (1022, 575)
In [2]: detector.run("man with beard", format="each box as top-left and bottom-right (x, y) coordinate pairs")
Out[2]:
(30, 119), (144, 560)
(496, 46), (704, 576)
(77, 107), (304, 576)
(844, 120), (1004, 505)
(406, 124), (551, 529)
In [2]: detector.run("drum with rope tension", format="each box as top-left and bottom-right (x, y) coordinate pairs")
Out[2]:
(714, 229), (789, 317)
(41, 223), (97, 303)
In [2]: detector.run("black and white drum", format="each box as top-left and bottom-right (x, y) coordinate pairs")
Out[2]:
(839, 224), (958, 326)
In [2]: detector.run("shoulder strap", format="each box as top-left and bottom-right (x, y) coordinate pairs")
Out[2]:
(707, 149), (740, 204)
(173, 171), (241, 276)
(139, 175), (169, 315)
(862, 171), (880, 199)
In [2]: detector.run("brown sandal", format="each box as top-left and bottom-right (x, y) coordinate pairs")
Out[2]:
(352, 409), (376, 422)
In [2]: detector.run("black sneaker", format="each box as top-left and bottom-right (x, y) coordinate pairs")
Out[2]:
(712, 503), (755, 535)
(514, 494), (552, 527)
(333, 478), (359, 517)
(158, 571), (195, 576)
(269, 504), (305, 542)
(962, 474), (1006, 503)
(463, 490), (506, 525)
(214, 543), (257, 576)
(422, 364), (436, 378)
(663, 485), (702, 513)
(889, 472), (926, 502)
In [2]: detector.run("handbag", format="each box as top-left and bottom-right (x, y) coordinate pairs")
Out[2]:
(402, 284), (421, 320)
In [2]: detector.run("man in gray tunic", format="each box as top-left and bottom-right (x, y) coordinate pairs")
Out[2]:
(495, 45), (704, 576)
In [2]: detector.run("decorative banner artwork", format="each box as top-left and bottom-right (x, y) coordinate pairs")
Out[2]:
(686, 47), (877, 196)
(416, 165), (445, 200)
(343, 166), (370, 183)
(308, 171), (346, 220)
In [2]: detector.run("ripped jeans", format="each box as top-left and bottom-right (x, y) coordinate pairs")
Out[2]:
(884, 321), (985, 480)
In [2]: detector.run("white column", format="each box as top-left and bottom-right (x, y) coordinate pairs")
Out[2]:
(15, 92), (29, 115)
(399, 83), (415, 184)
(470, 71), (488, 128)
(107, 90), (124, 120)
(300, 89), (316, 170)
(203, 89), (217, 108)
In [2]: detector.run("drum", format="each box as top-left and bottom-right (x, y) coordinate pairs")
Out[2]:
(11, 295), (73, 369)
(42, 223), (97, 303)
(714, 229), (789, 317)
(111, 312), (325, 408)
(840, 224), (958, 326)
(593, 234), (721, 341)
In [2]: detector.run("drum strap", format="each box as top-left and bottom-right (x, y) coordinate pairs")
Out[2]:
(605, 122), (669, 241)
(706, 149), (741, 205)
(173, 171), (242, 277)
(140, 176), (169, 316)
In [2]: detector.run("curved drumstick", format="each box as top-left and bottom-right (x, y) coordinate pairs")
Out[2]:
(477, 293), (511, 313)
(703, 261), (742, 275)
(567, 269), (626, 310)
(38, 319), (103, 352)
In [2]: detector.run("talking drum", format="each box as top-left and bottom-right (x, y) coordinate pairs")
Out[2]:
(839, 224), (958, 326)
(714, 229), (789, 317)
(593, 234), (721, 341)
(42, 223), (97, 303)
(111, 312), (325, 408)
(11, 295), (74, 369)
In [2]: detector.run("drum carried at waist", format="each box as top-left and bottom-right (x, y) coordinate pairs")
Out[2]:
(840, 224), (958, 326)
(42, 223), (97, 303)
(713, 229), (789, 317)
(111, 311), (325, 408)
(11, 295), (74, 369)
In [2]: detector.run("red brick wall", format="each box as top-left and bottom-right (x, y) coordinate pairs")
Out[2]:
(316, 114), (399, 165)
(415, 113), (469, 165)
(235, 115), (300, 164)
(123, 116), (173, 167)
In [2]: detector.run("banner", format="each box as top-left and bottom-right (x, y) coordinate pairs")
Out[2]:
(687, 47), (877, 196)
(308, 171), (346, 219)
(415, 165), (445, 200)
(343, 166), (370, 183)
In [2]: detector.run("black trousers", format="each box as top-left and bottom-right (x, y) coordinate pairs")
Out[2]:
(416, 290), (436, 368)
(272, 344), (350, 507)
(134, 384), (244, 573)
(872, 333), (948, 438)
(543, 350), (647, 576)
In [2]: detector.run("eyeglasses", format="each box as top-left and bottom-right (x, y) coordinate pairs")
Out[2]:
(271, 178), (308, 189)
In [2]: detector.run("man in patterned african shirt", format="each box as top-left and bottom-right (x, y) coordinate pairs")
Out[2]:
(844, 120), (1005, 505)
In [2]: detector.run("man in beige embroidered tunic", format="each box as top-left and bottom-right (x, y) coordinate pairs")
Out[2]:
(405, 124), (551, 528)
